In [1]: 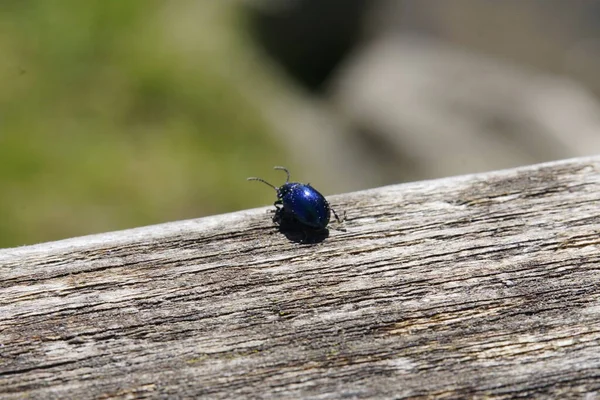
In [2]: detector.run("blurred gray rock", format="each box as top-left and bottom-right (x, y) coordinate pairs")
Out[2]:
(328, 35), (600, 181)
(243, 0), (600, 188)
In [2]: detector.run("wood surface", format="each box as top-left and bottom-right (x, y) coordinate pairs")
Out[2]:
(2, 157), (600, 399)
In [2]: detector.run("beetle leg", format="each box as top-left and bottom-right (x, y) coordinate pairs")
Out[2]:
(269, 200), (282, 214)
(271, 199), (285, 224)
(331, 207), (346, 223)
(330, 207), (347, 232)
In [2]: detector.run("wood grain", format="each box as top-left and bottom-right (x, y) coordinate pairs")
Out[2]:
(2, 157), (600, 399)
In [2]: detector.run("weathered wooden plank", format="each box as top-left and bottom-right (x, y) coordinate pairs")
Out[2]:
(2, 157), (600, 399)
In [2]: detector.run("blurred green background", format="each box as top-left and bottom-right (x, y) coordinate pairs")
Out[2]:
(0, 1), (290, 247)
(3, 0), (600, 248)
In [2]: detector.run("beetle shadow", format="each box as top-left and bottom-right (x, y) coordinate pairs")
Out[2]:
(272, 209), (329, 244)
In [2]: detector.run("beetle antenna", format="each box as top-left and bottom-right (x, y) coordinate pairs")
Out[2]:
(247, 177), (278, 191)
(273, 166), (291, 183)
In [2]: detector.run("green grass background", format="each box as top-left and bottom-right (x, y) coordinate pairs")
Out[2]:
(0, 1), (288, 248)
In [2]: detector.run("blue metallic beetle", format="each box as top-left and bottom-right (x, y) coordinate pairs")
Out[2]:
(248, 166), (342, 230)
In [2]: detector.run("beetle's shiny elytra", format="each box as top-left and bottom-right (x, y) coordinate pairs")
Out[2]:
(248, 166), (342, 230)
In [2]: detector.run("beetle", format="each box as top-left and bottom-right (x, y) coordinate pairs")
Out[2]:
(247, 166), (343, 230)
